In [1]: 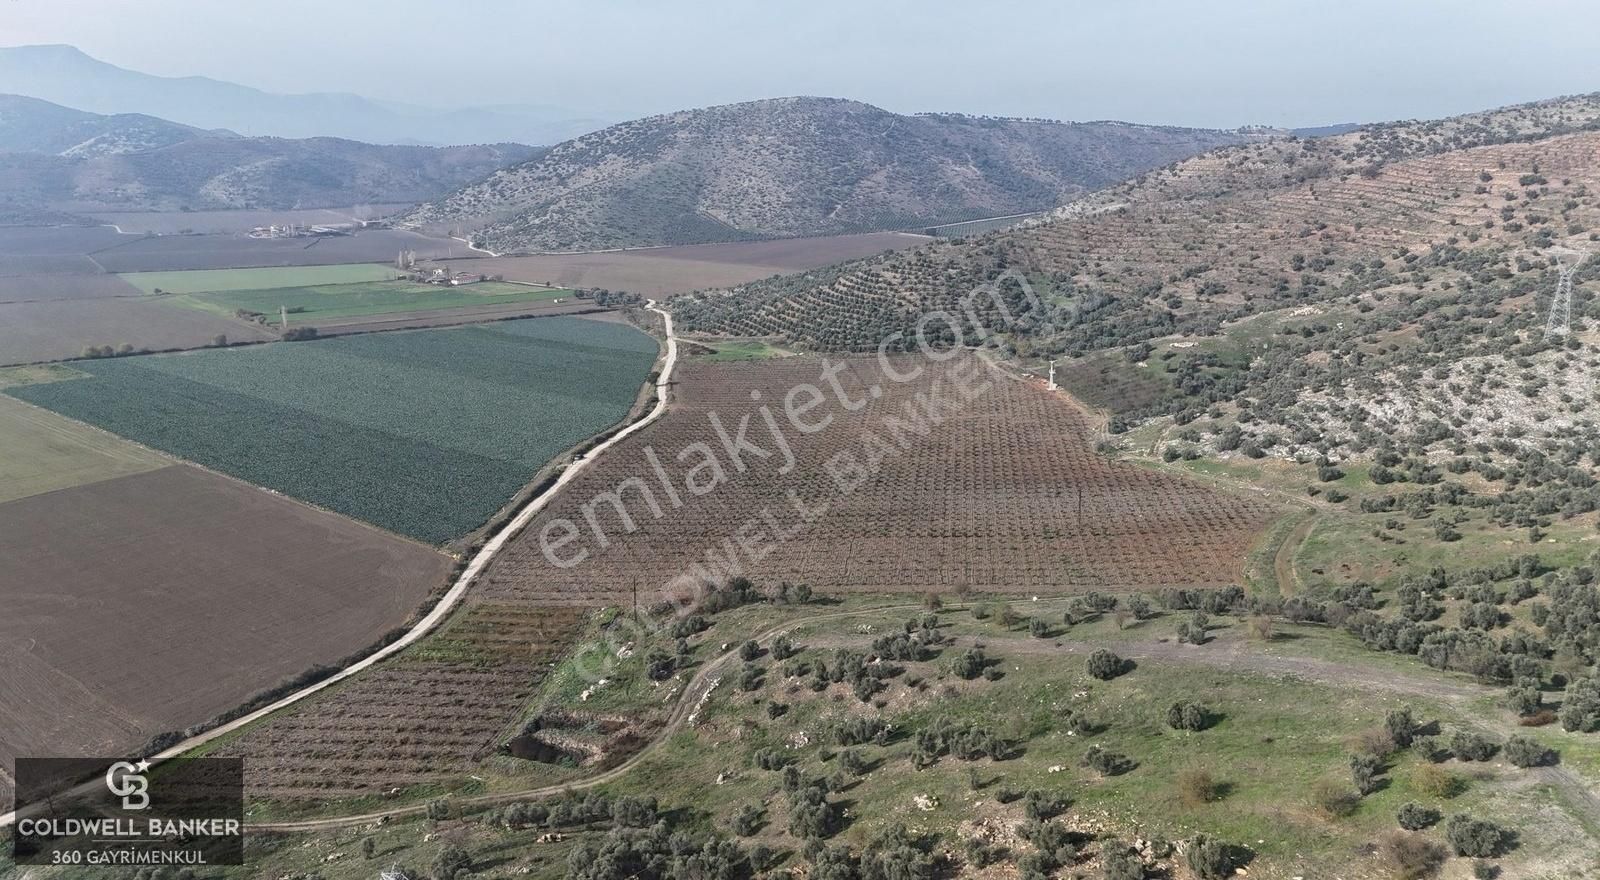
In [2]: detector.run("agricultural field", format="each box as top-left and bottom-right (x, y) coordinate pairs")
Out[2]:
(0, 225), (131, 275)
(206, 603), (588, 803)
(477, 355), (1279, 605)
(6, 316), (660, 544)
(455, 232), (923, 297)
(0, 393), (166, 503)
(119, 263), (400, 295)
(0, 274), (144, 303)
(0, 296), (274, 366)
(87, 227), (470, 273)
(167, 280), (567, 325)
(0, 463), (451, 811)
(207, 356), (1279, 805)
(91, 205), (412, 235)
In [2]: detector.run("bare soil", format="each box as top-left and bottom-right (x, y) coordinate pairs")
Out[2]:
(0, 464), (451, 806)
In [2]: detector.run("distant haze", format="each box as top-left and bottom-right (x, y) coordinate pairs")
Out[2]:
(4, 0), (1600, 130)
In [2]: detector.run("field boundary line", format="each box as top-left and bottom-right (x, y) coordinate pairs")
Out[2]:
(0, 301), (679, 830)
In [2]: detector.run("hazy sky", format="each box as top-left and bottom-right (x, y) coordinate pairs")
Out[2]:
(4, 0), (1600, 128)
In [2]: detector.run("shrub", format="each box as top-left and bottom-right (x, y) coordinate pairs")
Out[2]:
(1412, 736), (1448, 763)
(1349, 753), (1383, 795)
(1184, 834), (1242, 880)
(1380, 831), (1447, 880)
(738, 640), (761, 661)
(432, 844), (472, 880)
(1385, 708), (1418, 748)
(1167, 701), (1210, 732)
(1102, 841), (1147, 880)
(1022, 789), (1069, 821)
(1081, 746), (1135, 776)
(1450, 731), (1498, 762)
(1503, 735), (1555, 768)
(1177, 613), (1210, 645)
(1087, 649), (1128, 680)
(1444, 815), (1511, 858)
(1559, 676), (1600, 731)
(951, 648), (987, 680)
(1412, 764), (1464, 799)
(1245, 615), (1275, 640)
(1029, 617), (1051, 638)
(1397, 802), (1441, 830)
(1352, 726), (1396, 757)
(1311, 778), (1360, 818)
(1177, 768), (1219, 806)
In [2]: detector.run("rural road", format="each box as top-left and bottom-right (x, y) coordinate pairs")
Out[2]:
(249, 601), (1599, 835)
(0, 302), (680, 829)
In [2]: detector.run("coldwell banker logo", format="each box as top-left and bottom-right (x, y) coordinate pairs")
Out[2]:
(105, 759), (151, 810)
(11, 757), (245, 867)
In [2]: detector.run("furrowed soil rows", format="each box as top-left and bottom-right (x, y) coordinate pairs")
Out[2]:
(218, 356), (1277, 802)
(214, 604), (585, 801)
(479, 356), (1280, 603)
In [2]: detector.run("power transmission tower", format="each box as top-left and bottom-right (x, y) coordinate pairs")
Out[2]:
(1545, 252), (1585, 337)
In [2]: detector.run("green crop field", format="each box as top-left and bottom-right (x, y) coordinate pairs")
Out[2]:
(119, 263), (398, 295)
(6, 317), (659, 543)
(167, 280), (566, 323)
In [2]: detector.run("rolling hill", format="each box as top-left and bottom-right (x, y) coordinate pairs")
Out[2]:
(675, 92), (1600, 495)
(0, 94), (541, 219)
(0, 44), (606, 147)
(0, 93), (228, 156)
(400, 96), (1250, 252)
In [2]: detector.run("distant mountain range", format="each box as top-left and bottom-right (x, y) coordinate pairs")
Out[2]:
(401, 96), (1253, 253)
(0, 44), (607, 147)
(0, 94), (542, 221)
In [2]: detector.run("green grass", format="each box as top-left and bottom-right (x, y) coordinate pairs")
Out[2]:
(7, 317), (658, 543)
(169, 280), (566, 324)
(0, 394), (167, 503)
(1294, 508), (1598, 591)
(0, 363), (87, 389)
(120, 263), (398, 295)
